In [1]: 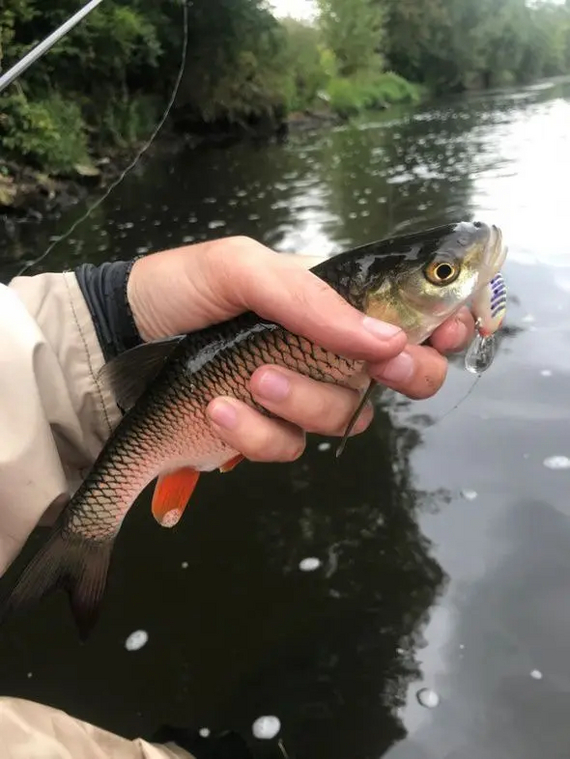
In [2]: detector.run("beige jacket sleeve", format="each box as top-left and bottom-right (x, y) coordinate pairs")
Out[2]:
(0, 273), (193, 759)
(0, 697), (190, 759)
(0, 272), (121, 574)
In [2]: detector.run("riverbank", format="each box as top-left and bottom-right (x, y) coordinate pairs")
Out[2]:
(0, 108), (344, 219)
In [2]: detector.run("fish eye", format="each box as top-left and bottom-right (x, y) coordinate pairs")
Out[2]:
(425, 260), (459, 286)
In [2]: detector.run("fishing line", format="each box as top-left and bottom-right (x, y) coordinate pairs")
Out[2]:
(16, 0), (189, 277)
(425, 373), (482, 428)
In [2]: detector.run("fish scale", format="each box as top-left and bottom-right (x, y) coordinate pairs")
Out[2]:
(0, 220), (507, 639)
(66, 322), (359, 544)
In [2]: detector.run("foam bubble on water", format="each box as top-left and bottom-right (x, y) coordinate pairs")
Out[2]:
(125, 630), (149, 651)
(299, 557), (321, 572)
(460, 489), (478, 501)
(181, 561), (189, 569)
(541, 370), (552, 377)
(252, 716), (281, 740)
(27, 672), (33, 678)
(416, 688), (440, 708)
(199, 728), (211, 737)
(318, 442), (331, 452)
(543, 456), (570, 470)
(208, 220), (226, 229)
(530, 669), (543, 680)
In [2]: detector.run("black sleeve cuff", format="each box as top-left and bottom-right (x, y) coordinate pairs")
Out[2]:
(74, 260), (143, 363)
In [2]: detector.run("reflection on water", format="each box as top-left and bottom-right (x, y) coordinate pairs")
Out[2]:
(1, 78), (570, 758)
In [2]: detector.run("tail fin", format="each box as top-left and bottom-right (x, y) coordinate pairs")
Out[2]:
(0, 523), (114, 641)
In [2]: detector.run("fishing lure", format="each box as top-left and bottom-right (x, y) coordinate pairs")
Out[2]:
(465, 272), (507, 374)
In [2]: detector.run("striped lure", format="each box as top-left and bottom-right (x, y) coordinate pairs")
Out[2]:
(465, 272), (507, 374)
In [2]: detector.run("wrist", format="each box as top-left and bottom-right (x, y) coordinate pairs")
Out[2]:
(126, 256), (158, 342)
(75, 259), (143, 361)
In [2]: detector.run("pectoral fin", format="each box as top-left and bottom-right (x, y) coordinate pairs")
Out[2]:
(98, 336), (184, 412)
(151, 467), (200, 528)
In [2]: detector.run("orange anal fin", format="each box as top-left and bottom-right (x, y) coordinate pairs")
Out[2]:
(151, 468), (200, 528)
(219, 454), (245, 473)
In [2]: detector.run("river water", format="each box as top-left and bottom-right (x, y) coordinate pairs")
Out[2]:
(1, 78), (570, 759)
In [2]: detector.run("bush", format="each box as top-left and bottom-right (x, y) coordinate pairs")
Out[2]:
(327, 76), (364, 116)
(0, 91), (90, 174)
(327, 70), (420, 116)
(97, 94), (162, 148)
(281, 18), (330, 111)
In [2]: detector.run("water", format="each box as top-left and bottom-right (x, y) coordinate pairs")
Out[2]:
(416, 688), (440, 709)
(2, 78), (570, 757)
(298, 557), (322, 572)
(124, 630), (149, 652)
(252, 715), (281, 740)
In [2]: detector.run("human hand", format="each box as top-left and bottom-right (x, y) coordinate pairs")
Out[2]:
(127, 237), (475, 463)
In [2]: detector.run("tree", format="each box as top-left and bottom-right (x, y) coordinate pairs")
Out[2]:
(317, 0), (384, 77)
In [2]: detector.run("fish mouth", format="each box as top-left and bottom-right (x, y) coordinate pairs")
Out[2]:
(479, 222), (507, 286)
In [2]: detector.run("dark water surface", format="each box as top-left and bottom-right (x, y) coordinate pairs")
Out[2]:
(2, 79), (570, 758)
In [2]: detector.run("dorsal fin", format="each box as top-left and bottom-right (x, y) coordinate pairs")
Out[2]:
(97, 336), (183, 412)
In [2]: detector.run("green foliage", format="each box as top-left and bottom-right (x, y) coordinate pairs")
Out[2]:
(383, 0), (570, 94)
(1, 0), (177, 174)
(2, 0), (570, 178)
(98, 96), (162, 149)
(174, 0), (290, 125)
(0, 91), (89, 173)
(280, 18), (329, 111)
(317, 0), (384, 77)
(327, 71), (419, 116)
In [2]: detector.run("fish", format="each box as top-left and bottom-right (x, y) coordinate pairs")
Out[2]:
(0, 220), (507, 639)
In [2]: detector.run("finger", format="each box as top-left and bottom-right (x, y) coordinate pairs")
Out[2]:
(369, 344), (448, 400)
(129, 237), (408, 362)
(206, 396), (306, 463)
(249, 365), (374, 437)
(206, 237), (408, 364)
(430, 307), (475, 354)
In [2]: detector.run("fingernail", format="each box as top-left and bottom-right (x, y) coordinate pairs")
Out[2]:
(377, 352), (415, 383)
(256, 368), (290, 401)
(362, 316), (402, 340)
(208, 399), (238, 429)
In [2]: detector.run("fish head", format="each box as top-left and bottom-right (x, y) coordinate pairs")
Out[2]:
(356, 221), (507, 344)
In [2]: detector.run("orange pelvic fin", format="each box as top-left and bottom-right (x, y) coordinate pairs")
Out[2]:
(219, 454), (244, 473)
(151, 467), (200, 528)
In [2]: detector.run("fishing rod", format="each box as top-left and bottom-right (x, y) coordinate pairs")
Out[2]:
(0, 0), (104, 94)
